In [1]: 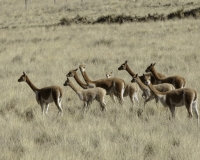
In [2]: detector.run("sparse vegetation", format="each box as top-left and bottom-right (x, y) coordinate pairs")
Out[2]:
(0, 0), (200, 160)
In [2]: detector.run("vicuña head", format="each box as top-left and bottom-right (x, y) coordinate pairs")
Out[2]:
(63, 78), (70, 86)
(66, 69), (78, 77)
(118, 60), (128, 70)
(143, 73), (151, 86)
(131, 74), (138, 83)
(79, 64), (86, 72)
(106, 71), (113, 78)
(145, 63), (156, 73)
(18, 72), (27, 82)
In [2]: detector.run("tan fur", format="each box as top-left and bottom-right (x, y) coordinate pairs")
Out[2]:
(106, 71), (139, 106)
(145, 63), (186, 88)
(143, 74), (199, 125)
(64, 78), (107, 112)
(79, 65), (126, 105)
(131, 74), (175, 107)
(118, 60), (165, 85)
(18, 72), (63, 119)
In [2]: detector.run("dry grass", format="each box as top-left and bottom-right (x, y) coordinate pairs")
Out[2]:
(1, 0), (200, 159)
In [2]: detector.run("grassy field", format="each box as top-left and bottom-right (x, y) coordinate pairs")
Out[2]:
(1, 0), (200, 159)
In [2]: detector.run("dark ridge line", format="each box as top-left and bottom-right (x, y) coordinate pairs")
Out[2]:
(0, 7), (199, 30)
(59, 7), (200, 25)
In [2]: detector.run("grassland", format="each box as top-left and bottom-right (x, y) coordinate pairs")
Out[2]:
(0, 0), (200, 159)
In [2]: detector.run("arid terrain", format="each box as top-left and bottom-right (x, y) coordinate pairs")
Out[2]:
(0, 0), (200, 159)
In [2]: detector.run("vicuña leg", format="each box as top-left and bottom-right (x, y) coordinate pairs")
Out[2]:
(192, 102), (199, 125)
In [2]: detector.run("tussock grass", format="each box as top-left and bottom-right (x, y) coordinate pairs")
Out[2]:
(1, 0), (200, 160)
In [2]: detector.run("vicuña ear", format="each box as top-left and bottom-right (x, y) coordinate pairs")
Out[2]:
(75, 68), (78, 71)
(23, 71), (26, 75)
(125, 60), (128, 64)
(153, 63), (156, 66)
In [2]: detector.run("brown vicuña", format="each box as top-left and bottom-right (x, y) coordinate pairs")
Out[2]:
(18, 72), (63, 119)
(145, 63), (186, 89)
(63, 78), (107, 112)
(143, 73), (199, 124)
(118, 60), (165, 84)
(79, 65), (126, 105)
(131, 73), (175, 107)
(106, 71), (139, 106)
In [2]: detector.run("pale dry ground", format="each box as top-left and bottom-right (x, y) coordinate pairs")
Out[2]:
(1, 0), (200, 160)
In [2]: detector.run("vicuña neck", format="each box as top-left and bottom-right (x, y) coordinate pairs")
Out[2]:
(151, 66), (164, 81)
(80, 70), (94, 83)
(26, 77), (40, 93)
(147, 83), (166, 97)
(73, 73), (89, 89)
(126, 65), (136, 77)
(68, 81), (81, 95)
(135, 77), (148, 90)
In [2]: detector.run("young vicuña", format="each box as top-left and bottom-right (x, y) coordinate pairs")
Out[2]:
(63, 78), (107, 112)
